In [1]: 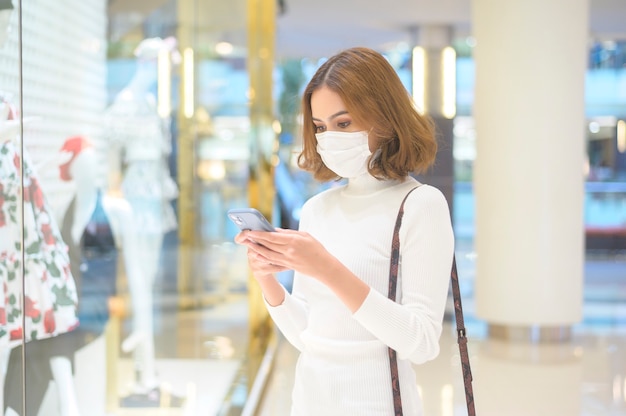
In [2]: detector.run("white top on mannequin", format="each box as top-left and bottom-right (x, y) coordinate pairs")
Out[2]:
(105, 60), (170, 163)
(117, 59), (157, 105)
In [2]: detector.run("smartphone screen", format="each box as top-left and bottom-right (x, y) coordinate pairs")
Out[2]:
(227, 208), (275, 232)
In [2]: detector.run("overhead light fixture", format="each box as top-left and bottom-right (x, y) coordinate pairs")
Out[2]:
(215, 42), (234, 56)
(441, 46), (456, 119)
(183, 47), (194, 119)
(618, 119), (625, 153)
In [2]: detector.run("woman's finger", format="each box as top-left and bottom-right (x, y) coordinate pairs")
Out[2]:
(247, 250), (287, 273)
(247, 230), (291, 246)
(234, 231), (246, 244)
(245, 239), (286, 255)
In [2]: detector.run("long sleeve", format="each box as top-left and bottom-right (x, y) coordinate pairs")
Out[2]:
(352, 185), (454, 363)
(264, 202), (314, 352)
(265, 284), (309, 351)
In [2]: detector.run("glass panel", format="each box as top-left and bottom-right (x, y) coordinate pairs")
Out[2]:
(16, 1), (106, 415)
(8, 1), (264, 415)
(0, 0), (25, 414)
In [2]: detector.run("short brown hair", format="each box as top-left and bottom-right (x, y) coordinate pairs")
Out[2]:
(297, 47), (438, 182)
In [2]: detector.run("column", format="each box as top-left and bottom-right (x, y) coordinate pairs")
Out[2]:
(472, 0), (588, 340)
(176, 0), (197, 307)
(246, 0), (277, 392)
(414, 25), (456, 217)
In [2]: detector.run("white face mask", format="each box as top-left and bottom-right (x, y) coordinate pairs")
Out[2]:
(315, 130), (372, 178)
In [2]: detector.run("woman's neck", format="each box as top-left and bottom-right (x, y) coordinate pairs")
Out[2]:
(124, 60), (157, 96)
(344, 173), (403, 195)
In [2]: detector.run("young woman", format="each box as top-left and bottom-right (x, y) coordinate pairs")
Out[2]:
(235, 47), (454, 415)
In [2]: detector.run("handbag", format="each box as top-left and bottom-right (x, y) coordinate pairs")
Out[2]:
(387, 186), (476, 416)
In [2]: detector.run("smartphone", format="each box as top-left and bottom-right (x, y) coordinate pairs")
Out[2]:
(227, 208), (275, 232)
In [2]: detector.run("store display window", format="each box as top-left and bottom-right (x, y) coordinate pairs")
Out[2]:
(0, 1), (266, 414)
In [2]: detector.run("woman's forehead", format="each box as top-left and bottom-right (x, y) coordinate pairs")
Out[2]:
(310, 87), (348, 120)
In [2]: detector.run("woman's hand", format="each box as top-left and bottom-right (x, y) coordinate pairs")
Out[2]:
(234, 231), (288, 280)
(234, 230), (291, 306)
(235, 228), (370, 312)
(236, 228), (336, 281)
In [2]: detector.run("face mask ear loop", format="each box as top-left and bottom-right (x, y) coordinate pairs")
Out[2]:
(365, 127), (377, 166)
(369, 147), (381, 169)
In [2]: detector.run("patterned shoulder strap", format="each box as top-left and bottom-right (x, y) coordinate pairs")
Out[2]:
(387, 185), (475, 416)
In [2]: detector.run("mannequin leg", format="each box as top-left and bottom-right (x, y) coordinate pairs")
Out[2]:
(49, 356), (80, 416)
(123, 233), (161, 393)
(105, 199), (161, 394)
(122, 280), (157, 392)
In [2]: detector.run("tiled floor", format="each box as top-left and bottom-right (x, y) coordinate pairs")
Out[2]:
(31, 241), (625, 416)
(256, 250), (626, 416)
(257, 325), (626, 416)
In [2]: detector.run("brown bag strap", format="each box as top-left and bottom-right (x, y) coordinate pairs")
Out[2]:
(388, 186), (476, 416)
(450, 255), (476, 415)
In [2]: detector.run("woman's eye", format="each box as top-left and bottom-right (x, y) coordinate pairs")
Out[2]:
(314, 125), (326, 133)
(338, 121), (351, 129)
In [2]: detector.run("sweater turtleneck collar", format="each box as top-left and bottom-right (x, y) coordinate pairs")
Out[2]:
(342, 172), (405, 196)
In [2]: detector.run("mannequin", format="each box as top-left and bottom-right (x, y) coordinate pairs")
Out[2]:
(59, 136), (142, 330)
(103, 37), (179, 398)
(5, 136), (150, 416)
(60, 137), (136, 249)
(58, 136), (142, 413)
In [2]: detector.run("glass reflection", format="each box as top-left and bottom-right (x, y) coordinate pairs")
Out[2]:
(0, 0), (260, 414)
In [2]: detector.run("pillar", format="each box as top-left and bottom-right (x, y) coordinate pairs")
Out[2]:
(176, 0), (197, 308)
(414, 25), (456, 217)
(472, 0), (588, 340)
(247, 0), (277, 391)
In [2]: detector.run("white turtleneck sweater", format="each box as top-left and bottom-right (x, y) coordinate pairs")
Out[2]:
(267, 174), (454, 416)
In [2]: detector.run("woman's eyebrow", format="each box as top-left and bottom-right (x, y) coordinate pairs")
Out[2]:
(312, 110), (349, 123)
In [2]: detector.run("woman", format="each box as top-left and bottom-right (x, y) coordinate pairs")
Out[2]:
(236, 47), (454, 415)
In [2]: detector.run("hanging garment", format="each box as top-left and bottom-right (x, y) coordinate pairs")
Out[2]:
(3, 192), (118, 416)
(0, 140), (79, 344)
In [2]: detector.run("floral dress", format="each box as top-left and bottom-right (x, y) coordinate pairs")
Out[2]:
(0, 139), (79, 345)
